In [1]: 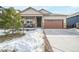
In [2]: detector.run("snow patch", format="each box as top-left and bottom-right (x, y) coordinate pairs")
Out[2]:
(0, 28), (45, 52)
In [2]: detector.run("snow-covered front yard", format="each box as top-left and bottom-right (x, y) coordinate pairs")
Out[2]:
(0, 28), (45, 52)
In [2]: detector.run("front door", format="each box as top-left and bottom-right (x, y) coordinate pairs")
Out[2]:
(37, 16), (42, 27)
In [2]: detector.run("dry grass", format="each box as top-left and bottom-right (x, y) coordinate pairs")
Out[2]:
(0, 33), (25, 43)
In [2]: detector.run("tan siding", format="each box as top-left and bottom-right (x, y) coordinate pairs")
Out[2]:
(44, 16), (67, 20)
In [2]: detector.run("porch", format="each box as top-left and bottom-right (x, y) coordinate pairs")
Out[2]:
(22, 16), (43, 28)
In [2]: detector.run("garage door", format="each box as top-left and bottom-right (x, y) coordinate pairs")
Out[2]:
(44, 20), (63, 29)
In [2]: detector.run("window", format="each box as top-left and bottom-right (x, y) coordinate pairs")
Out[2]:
(26, 19), (32, 23)
(26, 19), (33, 27)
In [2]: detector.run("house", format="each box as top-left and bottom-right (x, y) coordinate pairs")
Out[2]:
(67, 12), (79, 28)
(0, 6), (3, 15)
(1, 7), (79, 29)
(20, 7), (68, 29)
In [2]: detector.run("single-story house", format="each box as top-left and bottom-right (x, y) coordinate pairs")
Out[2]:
(67, 12), (79, 28)
(20, 7), (68, 29)
(3, 7), (79, 29)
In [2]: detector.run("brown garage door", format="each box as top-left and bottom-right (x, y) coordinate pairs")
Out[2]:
(44, 20), (63, 29)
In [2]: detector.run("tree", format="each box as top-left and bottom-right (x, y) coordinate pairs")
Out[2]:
(0, 7), (23, 34)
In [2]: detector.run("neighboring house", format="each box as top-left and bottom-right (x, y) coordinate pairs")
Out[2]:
(67, 12), (79, 28)
(20, 7), (68, 29)
(0, 6), (3, 15)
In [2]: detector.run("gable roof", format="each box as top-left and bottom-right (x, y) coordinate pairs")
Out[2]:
(39, 9), (68, 16)
(20, 7), (43, 15)
(39, 9), (52, 14)
(67, 12), (79, 18)
(20, 7), (68, 16)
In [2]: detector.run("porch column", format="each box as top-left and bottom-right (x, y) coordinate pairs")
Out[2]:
(35, 16), (37, 28)
(64, 18), (67, 29)
(42, 16), (44, 29)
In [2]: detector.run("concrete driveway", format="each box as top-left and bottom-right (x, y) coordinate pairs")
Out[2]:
(45, 29), (79, 35)
(44, 29), (79, 52)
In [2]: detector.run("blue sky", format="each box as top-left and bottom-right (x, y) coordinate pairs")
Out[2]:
(3, 6), (79, 15)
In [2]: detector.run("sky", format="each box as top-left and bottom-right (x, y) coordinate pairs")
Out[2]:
(3, 6), (79, 15)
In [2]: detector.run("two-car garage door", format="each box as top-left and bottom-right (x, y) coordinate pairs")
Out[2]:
(44, 19), (64, 29)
